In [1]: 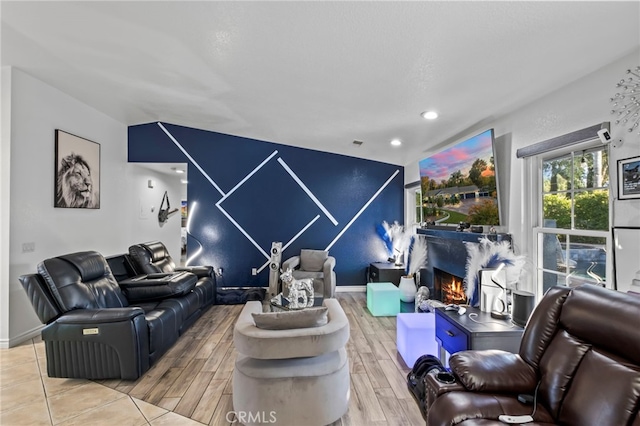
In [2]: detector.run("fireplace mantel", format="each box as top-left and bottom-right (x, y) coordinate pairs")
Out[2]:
(416, 228), (512, 298)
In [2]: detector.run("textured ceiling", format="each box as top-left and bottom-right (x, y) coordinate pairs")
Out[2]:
(2, 1), (639, 166)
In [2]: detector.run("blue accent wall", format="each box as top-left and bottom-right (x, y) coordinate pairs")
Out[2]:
(128, 122), (404, 287)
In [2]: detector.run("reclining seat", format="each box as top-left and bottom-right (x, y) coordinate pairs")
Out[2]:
(128, 241), (216, 306)
(427, 284), (640, 426)
(20, 251), (198, 380)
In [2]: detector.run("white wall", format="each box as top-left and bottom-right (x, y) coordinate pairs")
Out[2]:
(1, 67), (13, 343)
(124, 165), (185, 260)
(2, 68), (183, 347)
(405, 48), (640, 292)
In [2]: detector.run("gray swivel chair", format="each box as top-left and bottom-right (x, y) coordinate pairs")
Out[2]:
(233, 298), (350, 426)
(281, 249), (336, 298)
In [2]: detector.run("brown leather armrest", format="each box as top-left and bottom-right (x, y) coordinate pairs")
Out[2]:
(424, 370), (465, 412)
(449, 350), (538, 393)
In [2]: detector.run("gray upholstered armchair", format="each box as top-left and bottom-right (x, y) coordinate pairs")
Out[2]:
(282, 249), (336, 298)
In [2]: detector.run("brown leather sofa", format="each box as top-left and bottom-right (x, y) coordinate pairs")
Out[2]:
(426, 284), (640, 426)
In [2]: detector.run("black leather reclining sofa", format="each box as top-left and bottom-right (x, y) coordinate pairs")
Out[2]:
(20, 246), (216, 380)
(126, 241), (216, 305)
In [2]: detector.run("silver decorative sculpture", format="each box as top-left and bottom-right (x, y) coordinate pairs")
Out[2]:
(280, 268), (314, 309)
(415, 286), (430, 312)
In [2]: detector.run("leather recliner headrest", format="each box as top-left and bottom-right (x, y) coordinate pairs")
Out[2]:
(141, 241), (169, 263)
(37, 250), (128, 312)
(560, 285), (640, 365)
(57, 251), (109, 282)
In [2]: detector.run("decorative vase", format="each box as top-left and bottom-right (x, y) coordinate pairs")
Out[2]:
(399, 275), (416, 303)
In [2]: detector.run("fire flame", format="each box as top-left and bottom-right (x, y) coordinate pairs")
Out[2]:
(443, 278), (466, 304)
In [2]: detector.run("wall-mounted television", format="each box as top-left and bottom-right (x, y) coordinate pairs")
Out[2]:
(419, 129), (501, 226)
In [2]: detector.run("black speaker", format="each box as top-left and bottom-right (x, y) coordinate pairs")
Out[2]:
(511, 290), (535, 327)
(268, 242), (282, 297)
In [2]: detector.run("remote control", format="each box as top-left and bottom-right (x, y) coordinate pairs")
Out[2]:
(498, 414), (534, 424)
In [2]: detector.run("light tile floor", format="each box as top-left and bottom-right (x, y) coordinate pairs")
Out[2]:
(0, 337), (205, 426)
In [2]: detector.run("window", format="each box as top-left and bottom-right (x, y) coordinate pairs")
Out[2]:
(534, 144), (611, 293)
(406, 186), (423, 227)
(414, 188), (423, 225)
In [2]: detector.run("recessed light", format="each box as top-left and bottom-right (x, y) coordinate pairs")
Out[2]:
(390, 139), (402, 147)
(180, 179), (188, 184)
(421, 111), (438, 120)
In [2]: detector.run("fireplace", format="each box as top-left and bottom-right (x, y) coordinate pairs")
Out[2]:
(434, 268), (467, 305)
(417, 228), (511, 306)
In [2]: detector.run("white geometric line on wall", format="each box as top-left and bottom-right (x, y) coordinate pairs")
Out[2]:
(159, 124), (272, 259)
(215, 150), (279, 206)
(325, 169), (400, 251)
(160, 124), (323, 263)
(158, 123), (397, 272)
(157, 122), (225, 196)
(281, 214), (321, 252)
(256, 260), (272, 274)
(212, 149), (285, 260)
(277, 157), (339, 226)
(256, 214), (321, 273)
(217, 203), (270, 259)
(213, 150), (326, 263)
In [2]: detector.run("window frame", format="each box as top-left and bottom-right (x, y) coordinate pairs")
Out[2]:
(405, 186), (423, 229)
(530, 139), (613, 300)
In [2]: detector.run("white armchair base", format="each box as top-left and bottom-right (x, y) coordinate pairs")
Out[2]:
(233, 348), (349, 426)
(232, 299), (350, 426)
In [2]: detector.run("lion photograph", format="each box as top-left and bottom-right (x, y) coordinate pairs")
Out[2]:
(54, 130), (100, 209)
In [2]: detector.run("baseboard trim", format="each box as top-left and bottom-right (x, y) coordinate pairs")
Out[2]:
(336, 285), (366, 293)
(1, 324), (43, 349)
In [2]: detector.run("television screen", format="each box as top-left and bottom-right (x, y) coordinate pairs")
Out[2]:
(419, 129), (500, 226)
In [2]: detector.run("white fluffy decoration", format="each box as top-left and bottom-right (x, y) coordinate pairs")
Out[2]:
(464, 237), (527, 303)
(407, 236), (428, 277)
(383, 221), (412, 258)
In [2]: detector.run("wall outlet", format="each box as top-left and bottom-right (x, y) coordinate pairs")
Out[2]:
(251, 268), (257, 276)
(22, 242), (35, 253)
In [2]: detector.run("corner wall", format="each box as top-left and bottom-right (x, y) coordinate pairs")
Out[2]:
(2, 69), (183, 347)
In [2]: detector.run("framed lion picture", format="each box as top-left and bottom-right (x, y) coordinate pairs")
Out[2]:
(54, 129), (100, 209)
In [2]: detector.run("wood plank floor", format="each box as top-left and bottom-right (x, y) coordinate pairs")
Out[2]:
(97, 293), (425, 425)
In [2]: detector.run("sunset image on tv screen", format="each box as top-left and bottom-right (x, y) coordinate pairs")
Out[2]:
(418, 129), (499, 226)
